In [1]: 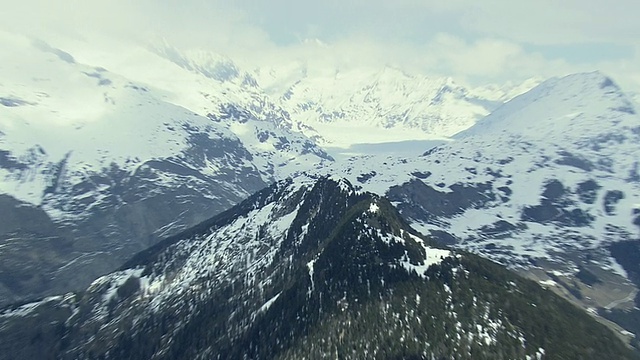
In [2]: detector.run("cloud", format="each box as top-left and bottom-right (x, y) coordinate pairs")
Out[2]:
(0, 0), (639, 93)
(594, 46), (640, 93)
(0, 1), (261, 49)
(370, 0), (640, 47)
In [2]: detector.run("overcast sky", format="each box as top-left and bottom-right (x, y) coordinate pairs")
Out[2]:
(2, 0), (639, 92)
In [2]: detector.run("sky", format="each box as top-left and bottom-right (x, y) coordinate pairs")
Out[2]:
(1, 0), (639, 92)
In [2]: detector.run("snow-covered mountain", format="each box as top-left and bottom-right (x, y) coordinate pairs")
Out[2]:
(0, 177), (630, 359)
(256, 62), (537, 146)
(321, 72), (640, 327)
(2, 30), (639, 347)
(0, 32), (331, 305)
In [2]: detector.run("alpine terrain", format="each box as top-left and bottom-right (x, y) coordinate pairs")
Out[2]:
(1, 29), (640, 358)
(0, 178), (632, 359)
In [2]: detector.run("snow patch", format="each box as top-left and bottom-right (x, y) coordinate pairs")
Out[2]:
(307, 257), (317, 295)
(100, 268), (144, 304)
(258, 293), (280, 313)
(401, 246), (452, 277)
(539, 279), (557, 287)
(369, 202), (379, 214)
(0, 295), (64, 318)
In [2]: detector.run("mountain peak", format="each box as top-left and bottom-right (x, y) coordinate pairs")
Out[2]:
(456, 71), (637, 140)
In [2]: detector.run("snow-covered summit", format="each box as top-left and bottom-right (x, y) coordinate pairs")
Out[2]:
(458, 71), (637, 142)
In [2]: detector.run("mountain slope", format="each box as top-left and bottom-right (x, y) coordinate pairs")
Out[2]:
(0, 33), (331, 306)
(326, 71), (639, 263)
(0, 178), (632, 359)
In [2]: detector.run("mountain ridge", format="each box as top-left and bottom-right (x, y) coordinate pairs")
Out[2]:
(0, 177), (633, 359)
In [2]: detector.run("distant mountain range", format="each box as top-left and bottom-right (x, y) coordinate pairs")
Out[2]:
(255, 60), (539, 146)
